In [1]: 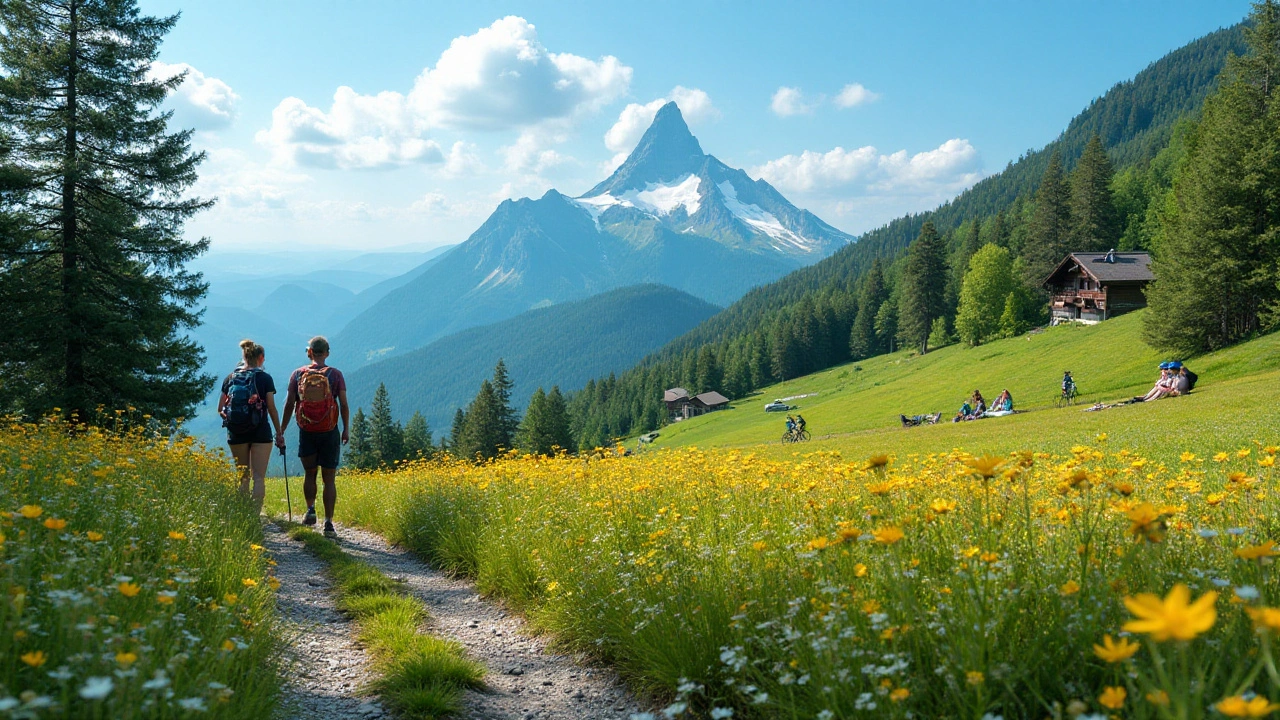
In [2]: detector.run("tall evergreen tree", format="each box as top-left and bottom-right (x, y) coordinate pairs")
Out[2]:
(490, 359), (519, 448)
(694, 345), (722, 393)
(347, 408), (373, 470)
(458, 380), (504, 459)
(402, 411), (433, 460)
(369, 383), (402, 466)
(0, 0), (212, 422)
(1069, 135), (1121, 252)
(1145, 0), (1280, 353)
(448, 408), (466, 454)
(516, 386), (574, 456)
(1021, 150), (1073, 285)
(955, 244), (1018, 346)
(850, 258), (887, 359)
(897, 221), (948, 354)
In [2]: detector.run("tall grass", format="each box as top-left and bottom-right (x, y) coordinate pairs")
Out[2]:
(0, 418), (283, 717)
(324, 444), (1280, 719)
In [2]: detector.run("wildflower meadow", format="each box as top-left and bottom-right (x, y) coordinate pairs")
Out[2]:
(0, 418), (282, 717)
(322, 443), (1280, 719)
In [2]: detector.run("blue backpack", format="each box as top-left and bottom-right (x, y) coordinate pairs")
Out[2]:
(223, 369), (264, 434)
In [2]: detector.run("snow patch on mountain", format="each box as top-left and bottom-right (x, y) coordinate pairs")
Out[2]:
(472, 265), (520, 293)
(575, 174), (702, 225)
(716, 181), (819, 252)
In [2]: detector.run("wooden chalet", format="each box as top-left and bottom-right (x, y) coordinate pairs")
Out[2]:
(1043, 250), (1153, 325)
(663, 388), (730, 420)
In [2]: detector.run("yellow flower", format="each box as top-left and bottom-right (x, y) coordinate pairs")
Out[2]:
(1239, 448), (1253, 458)
(1099, 686), (1126, 710)
(118, 582), (141, 598)
(980, 551), (1000, 564)
(1246, 606), (1280, 633)
(853, 563), (868, 578)
(1235, 540), (1280, 561)
(889, 687), (910, 702)
(267, 577), (281, 591)
(1126, 502), (1170, 543)
(965, 671), (984, 686)
(867, 481), (895, 496)
(1092, 634), (1139, 662)
(1214, 452), (1231, 462)
(221, 639), (236, 652)
(1060, 580), (1081, 596)
(865, 453), (891, 469)
(86, 531), (104, 542)
(242, 578), (258, 588)
(929, 499), (956, 514)
(224, 593), (239, 606)
(18, 505), (42, 519)
(1206, 493), (1226, 506)
(115, 651), (137, 667)
(1146, 690), (1170, 706)
(966, 455), (1005, 479)
(250, 544), (265, 552)
(156, 591), (177, 604)
(751, 540), (768, 551)
(1261, 455), (1276, 468)
(43, 518), (66, 530)
(805, 537), (831, 551)
(872, 526), (904, 544)
(1180, 451), (1197, 462)
(861, 600), (881, 614)
(168, 531), (186, 540)
(1216, 696), (1280, 717)
(20, 650), (46, 667)
(1122, 584), (1217, 641)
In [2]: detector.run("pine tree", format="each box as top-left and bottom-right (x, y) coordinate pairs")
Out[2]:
(516, 386), (574, 456)
(1069, 135), (1121, 252)
(849, 258), (887, 359)
(347, 408), (373, 470)
(490, 359), (519, 448)
(955, 244), (1018, 346)
(1021, 150), (1073, 285)
(1145, 0), (1280, 353)
(402, 412), (433, 460)
(897, 221), (948, 354)
(0, 0), (211, 422)
(874, 301), (898, 354)
(542, 387), (574, 453)
(770, 321), (802, 380)
(448, 408), (466, 454)
(694, 345), (722, 393)
(369, 383), (402, 466)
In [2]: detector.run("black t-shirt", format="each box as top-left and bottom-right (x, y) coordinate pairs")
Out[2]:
(221, 368), (277, 443)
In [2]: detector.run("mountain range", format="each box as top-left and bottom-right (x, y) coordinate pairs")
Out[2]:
(333, 102), (851, 365)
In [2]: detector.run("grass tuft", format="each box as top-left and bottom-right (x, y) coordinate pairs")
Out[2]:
(289, 526), (484, 718)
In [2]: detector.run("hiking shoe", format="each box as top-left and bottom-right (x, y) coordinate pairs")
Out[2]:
(323, 522), (338, 540)
(303, 507), (317, 526)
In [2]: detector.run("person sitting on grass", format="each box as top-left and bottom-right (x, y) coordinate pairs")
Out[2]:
(993, 389), (1014, 412)
(1140, 363), (1177, 402)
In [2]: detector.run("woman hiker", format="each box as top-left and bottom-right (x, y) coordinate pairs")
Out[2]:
(218, 339), (283, 512)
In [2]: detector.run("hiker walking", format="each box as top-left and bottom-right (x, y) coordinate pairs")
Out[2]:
(218, 339), (283, 512)
(279, 336), (350, 539)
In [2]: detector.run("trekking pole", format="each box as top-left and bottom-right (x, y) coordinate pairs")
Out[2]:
(280, 445), (293, 523)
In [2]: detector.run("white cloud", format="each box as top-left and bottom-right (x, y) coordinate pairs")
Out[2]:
(602, 85), (718, 165)
(834, 82), (880, 108)
(752, 138), (982, 196)
(440, 141), (485, 177)
(410, 16), (631, 130)
(150, 62), (239, 130)
(770, 86), (815, 117)
(257, 16), (631, 171)
(501, 128), (571, 174)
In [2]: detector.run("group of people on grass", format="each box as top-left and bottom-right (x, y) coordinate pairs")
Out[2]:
(952, 388), (1014, 422)
(1136, 361), (1196, 402)
(217, 336), (351, 539)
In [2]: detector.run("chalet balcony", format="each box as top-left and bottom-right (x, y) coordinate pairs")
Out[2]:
(1052, 289), (1107, 308)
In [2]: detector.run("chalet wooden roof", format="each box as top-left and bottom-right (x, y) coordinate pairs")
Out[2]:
(663, 388), (690, 402)
(1043, 252), (1153, 287)
(693, 391), (730, 407)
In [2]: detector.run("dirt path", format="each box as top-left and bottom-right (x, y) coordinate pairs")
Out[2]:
(263, 523), (389, 720)
(332, 524), (647, 720)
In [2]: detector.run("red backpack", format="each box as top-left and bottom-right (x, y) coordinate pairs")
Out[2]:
(295, 366), (338, 432)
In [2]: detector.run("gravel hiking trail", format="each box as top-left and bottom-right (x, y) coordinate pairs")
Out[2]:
(263, 523), (388, 720)
(334, 523), (647, 720)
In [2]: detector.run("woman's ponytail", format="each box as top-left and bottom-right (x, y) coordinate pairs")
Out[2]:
(239, 339), (264, 365)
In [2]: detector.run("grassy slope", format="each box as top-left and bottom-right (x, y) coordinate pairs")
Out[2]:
(654, 311), (1280, 463)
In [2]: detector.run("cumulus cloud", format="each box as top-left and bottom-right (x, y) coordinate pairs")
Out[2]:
(150, 61), (239, 130)
(501, 128), (571, 174)
(752, 138), (982, 196)
(834, 82), (880, 108)
(602, 86), (718, 168)
(257, 16), (631, 170)
(770, 86), (815, 117)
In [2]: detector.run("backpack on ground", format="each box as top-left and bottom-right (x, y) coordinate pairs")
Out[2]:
(1185, 368), (1198, 391)
(296, 367), (339, 432)
(223, 368), (264, 434)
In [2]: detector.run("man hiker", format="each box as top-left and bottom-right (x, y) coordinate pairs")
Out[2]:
(279, 336), (350, 539)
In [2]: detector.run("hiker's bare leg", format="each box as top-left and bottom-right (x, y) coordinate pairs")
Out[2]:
(301, 454), (319, 509)
(229, 443), (251, 496)
(321, 467), (337, 522)
(248, 443), (271, 512)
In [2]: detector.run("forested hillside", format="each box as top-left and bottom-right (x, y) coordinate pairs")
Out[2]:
(568, 23), (1246, 449)
(344, 284), (718, 432)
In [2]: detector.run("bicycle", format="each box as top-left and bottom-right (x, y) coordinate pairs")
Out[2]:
(781, 428), (811, 443)
(1056, 384), (1078, 408)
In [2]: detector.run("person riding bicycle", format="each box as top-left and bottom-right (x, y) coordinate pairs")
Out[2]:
(785, 415), (796, 435)
(1062, 371), (1076, 398)
(795, 414), (807, 434)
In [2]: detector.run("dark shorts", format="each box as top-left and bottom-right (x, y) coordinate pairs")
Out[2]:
(227, 423), (273, 447)
(298, 428), (341, 470)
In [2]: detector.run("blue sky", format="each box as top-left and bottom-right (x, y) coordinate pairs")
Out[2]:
(139, 0), (1252, 252)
